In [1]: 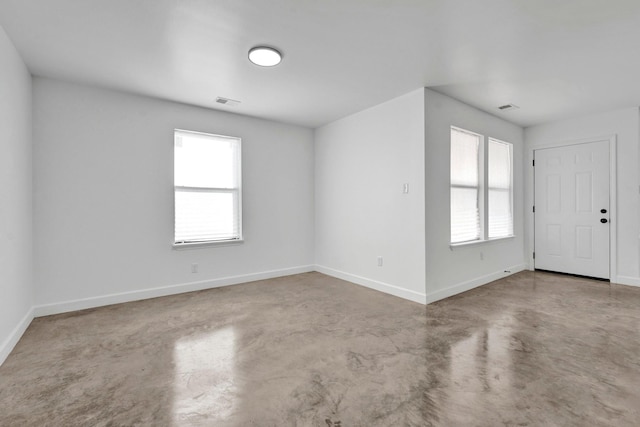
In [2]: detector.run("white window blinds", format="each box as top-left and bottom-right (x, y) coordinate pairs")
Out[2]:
(450, 128), (481, 243)
(488, 139), (513, 239)
(174, 130), (242, 244)
(450, 127), (515, 245)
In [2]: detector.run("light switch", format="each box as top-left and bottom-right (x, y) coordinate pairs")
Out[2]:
(403, 183), (409, 194)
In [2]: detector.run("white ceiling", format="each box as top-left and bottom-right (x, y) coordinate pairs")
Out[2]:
(1, 0), (640, 129)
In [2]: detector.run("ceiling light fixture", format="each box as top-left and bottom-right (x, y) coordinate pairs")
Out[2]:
(248, 46), (282, 67)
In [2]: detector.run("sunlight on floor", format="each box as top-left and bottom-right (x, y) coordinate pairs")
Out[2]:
(173, 327), (237, 424)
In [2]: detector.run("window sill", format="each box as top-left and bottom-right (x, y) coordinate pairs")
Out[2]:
(449, 235), (515, 250)
(173, 239), (244, 250)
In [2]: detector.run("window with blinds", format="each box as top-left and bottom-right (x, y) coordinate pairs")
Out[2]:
(174, 130), (242, 245)
(488, 138), (513, 239)
(450, 128), (481, 243)
(450, 127), (514, 244)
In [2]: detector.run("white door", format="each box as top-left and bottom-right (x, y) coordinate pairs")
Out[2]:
(534, 140), (610, 279)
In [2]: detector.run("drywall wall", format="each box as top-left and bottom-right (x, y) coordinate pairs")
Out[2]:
(33, 78), (315, 312)
(0, 26), (33, 364)
(424, 89), (526, 302)
(315, 89), (426, 303)
(524, 108), (640, 286)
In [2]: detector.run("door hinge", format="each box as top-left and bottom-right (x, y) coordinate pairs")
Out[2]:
(533, 252), (536, 259)
(533, 206), (535, 213)
(532, 159), (535, 167)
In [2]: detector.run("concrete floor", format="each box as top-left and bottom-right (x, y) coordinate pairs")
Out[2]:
(0, 270), (639, 426)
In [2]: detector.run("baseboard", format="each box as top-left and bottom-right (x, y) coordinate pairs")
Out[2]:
(614, 275), (640, 288)
(4, 263), (529, 366)
(314, 265), (427, 304)
(0, 307), (35, 366)
(425, 264), (527, 304)
(33, 265), (315, 317)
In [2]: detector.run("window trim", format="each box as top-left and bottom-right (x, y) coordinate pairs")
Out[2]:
(449, 235), (515, 250)
(172, 239), (244, 250)
(172, 129), (243, 248)
(450, 126), (514, 247)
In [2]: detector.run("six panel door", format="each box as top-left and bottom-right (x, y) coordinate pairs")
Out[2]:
(534, 141), (610, 279)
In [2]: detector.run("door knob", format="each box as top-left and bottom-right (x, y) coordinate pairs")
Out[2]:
(600, 218), (608, 223)
(600, 209), (607, 214)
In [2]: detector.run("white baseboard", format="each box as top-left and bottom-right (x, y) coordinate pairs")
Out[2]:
(425, 264), (527, 304)
(314, 265), (427, 304)
(33, 265), (315, 317)
(0, 307), (35, 366)
(3, 264), (529, 367)
(614, 275), (640, 288)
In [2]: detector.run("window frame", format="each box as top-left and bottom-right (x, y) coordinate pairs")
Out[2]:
(450, 126), (514, 247)
(487, 137), (514, 240)
(172, 129), (243, 249)
(450, 126), (484, 244)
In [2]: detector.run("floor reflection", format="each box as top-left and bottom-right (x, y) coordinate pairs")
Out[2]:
(442, 319), (515, 424)
(173, 327), (237, 424)
(2, 271), (640, 426)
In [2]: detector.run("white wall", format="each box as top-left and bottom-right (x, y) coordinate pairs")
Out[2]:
(424, 89), (526, 302)
(33, 78), (315, 313)
(315, 89), (426, 303)
(524, 108), (640, 285)
(0, 26), (33, 364)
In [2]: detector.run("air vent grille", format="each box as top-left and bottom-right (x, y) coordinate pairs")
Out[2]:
(216, 97), (241, 107)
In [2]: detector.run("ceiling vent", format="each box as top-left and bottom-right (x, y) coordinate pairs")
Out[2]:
(498, 103), (519, 111)
(216, 97), (241, 107)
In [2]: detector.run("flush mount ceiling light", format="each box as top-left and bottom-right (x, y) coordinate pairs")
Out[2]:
(248, 46), (282, 67)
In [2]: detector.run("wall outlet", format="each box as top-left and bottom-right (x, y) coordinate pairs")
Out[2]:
(191, 263), (198, 273)
(377, 256), (383, 267)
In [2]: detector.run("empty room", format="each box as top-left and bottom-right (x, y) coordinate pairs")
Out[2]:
(1, 1), (639, 426)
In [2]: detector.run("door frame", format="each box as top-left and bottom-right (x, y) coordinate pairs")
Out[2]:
(526, 135), (617, 281)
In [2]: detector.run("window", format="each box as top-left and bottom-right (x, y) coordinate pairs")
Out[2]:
(450, 127), (513, 244)
(488, 138), (513, 239)
(174, 129), (242, 245)
(450, 128), (482, 243)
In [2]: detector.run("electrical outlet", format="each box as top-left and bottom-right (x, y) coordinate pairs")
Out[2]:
(377, 256), (383, 267)
(191, 263), (198, 273)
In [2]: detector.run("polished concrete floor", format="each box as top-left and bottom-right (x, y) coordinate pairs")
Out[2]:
(1, 271), (639, 426)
